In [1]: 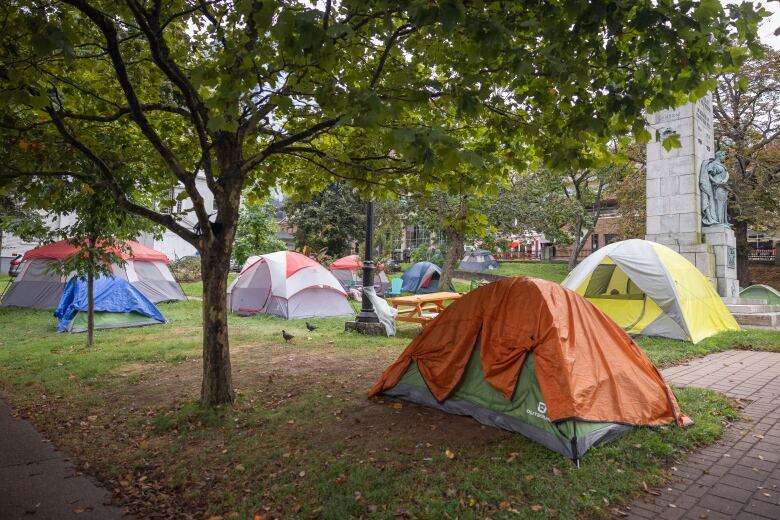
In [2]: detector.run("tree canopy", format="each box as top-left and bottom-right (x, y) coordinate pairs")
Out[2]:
(285, 182), (365, 257)
(713, 47), (780, 283)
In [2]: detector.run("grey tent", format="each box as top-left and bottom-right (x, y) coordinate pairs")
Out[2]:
(1, 240), (185, 309)
(227, 251), (354, 319)
(459, 249), (499, 271)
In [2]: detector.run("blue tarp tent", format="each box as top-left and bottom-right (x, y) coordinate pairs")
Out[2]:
(54, 276), (166, 333)
(400, 262), (454, 294)
(459, 249), (499, 271)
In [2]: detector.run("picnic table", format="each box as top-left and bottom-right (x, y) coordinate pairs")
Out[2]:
(385, 292), (462, 326)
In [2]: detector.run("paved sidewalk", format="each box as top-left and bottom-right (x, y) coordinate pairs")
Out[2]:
(0, 399), (128, 519)
(626, 350), (780, 520)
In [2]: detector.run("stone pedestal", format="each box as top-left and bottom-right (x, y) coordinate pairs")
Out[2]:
(702, 226), (739, 297)
(344, 321), (388, 336)
(645, 94), (737, 297)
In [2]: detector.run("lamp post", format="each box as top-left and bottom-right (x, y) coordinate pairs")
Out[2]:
(355, 200), (379, 323)
(345, 199), (385, 335)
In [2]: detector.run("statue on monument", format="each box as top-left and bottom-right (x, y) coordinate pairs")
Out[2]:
(699, 151), (731, 227)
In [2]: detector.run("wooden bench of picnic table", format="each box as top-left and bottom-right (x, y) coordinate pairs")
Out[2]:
(385, 292), (462, 326)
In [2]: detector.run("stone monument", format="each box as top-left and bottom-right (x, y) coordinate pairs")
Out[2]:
(645, 93), (739, 297)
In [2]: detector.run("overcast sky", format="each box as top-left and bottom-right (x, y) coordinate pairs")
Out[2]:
(754, 0), (779, 48)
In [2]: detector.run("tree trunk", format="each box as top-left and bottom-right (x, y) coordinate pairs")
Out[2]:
(439, 229), (464, 291)
(86, 235), (95, 347)
(568, 216), (592, 272)
(199, 236), (235, 407)
(733, 218), (750, 287)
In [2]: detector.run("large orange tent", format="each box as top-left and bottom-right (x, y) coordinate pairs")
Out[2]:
(369, 277), (690, 460)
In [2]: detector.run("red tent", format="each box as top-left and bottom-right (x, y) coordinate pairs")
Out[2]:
(23, 239), (169, 264)
(329, 255), (389, 295)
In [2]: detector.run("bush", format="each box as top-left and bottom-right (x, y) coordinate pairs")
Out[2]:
(170, 256), (201, 282)
(409, 243), (445, 266)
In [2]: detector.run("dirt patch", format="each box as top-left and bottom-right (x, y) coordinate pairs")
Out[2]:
(331, 397), (510, 452)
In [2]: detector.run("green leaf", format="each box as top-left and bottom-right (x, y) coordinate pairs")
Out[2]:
(662, 133), (682, 152)
(439, 0), (465, 32)
(633, 127), (652, 145)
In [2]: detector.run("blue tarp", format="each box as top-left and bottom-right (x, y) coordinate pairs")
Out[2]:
(54, 275), (166, 332)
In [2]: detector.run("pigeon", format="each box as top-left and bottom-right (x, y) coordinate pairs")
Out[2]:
(282, 330), (294, 343)
(305, 322), (318, 332)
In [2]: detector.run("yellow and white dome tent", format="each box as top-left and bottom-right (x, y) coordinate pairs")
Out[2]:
(561, 239), (739, 343)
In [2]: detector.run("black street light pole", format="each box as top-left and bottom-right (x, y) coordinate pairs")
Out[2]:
(355, 200), (379, 323)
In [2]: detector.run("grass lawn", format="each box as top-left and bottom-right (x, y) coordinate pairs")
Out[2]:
(1, 295), (778, 518)
(490, 262), (570, 283)
(179, 272), (240, 298)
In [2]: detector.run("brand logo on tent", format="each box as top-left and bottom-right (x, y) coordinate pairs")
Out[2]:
(526, 401), (550, 422)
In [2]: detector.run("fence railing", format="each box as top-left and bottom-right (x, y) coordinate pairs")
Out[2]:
(748, 249), (776, 262)
(494, 251), (541, 261)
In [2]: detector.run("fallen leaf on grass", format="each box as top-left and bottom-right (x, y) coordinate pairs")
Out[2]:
(234, 464), (245, 472)
(529, 504), (543, 512)
(552, 467), (562, 476)
(506, 452), (519, 462)
(335, 474), (347, 485)
(445, 487), (457, 498)
(444, 449), (456, 460)
(298, 470), (306, 477)
(499, 501), (510, 509)
(525, 474), (535, 481)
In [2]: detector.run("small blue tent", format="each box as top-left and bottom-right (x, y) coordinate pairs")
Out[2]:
(400, 262), (454, 294)
(54, 276), (166, 333)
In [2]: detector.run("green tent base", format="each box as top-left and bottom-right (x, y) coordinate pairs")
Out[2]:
(65, 311), (164, 333)
(382, 347), (632, 460)
(739, 284), (780, 305)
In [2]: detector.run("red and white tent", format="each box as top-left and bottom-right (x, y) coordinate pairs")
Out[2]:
(329, 255), (390, 296)
(228, 251), (353, 319)
(1, 240), (185, 309)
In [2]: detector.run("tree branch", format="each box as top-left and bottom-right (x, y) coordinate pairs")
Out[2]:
(370, 25), (415, 88)
(241, 118), (340, 174)
(59, 103), (191, 122)
(45, 105), (199, 245)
